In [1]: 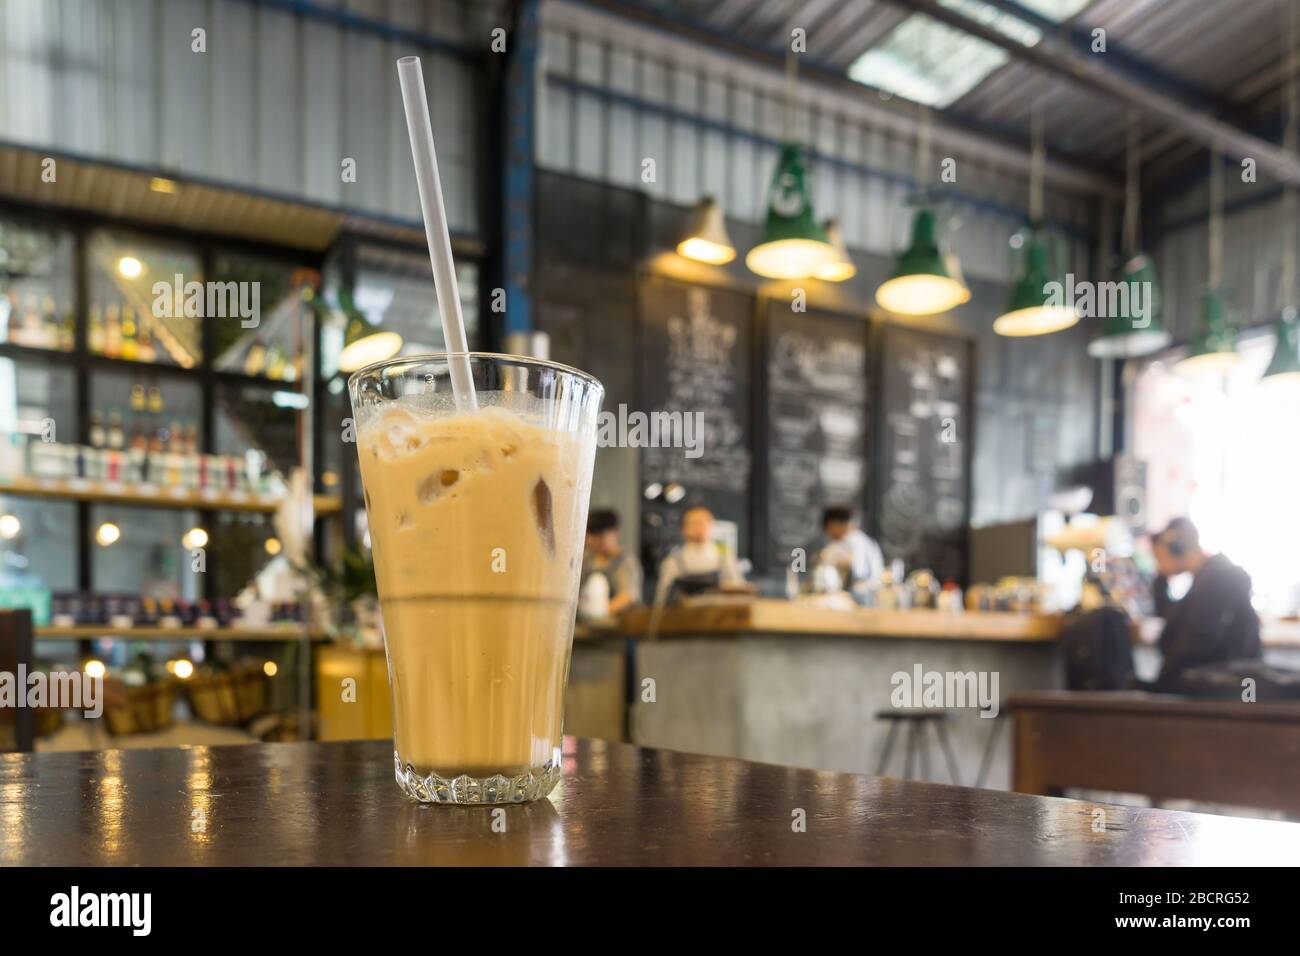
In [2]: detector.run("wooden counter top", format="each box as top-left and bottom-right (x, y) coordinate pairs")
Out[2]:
(619, 599), (1061, 642)
(4, 736), (1298, 865)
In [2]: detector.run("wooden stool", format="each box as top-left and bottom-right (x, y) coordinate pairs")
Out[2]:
(874, 708), (961, 784)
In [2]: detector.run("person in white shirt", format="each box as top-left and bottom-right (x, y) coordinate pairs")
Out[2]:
(653, 504), (744, 605)
(819, 504), (884, 588)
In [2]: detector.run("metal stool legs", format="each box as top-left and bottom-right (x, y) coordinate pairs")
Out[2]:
(876, 718), (901, 776)
(875, 713), (962, 785)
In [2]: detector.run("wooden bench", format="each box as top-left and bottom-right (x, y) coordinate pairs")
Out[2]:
(1011, 690), (1300, 816)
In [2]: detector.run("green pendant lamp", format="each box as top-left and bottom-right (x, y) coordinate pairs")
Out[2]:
(994, 227), (1078, 336)
(1089, 119), (1170, 358)
(994, 103), (1077, 337)
(1176, 152), (1238, 376)
(1088, 253), (1170, 357)
(815, 219), (856, 282)
(1263, 308), (1300, 384)
(745, 142), (833, 279)
(1175, 288), (1238, 375)
(1263, 13), (1300, 390)
(875, 207), (970, 314)
(876, 109), (969, 314)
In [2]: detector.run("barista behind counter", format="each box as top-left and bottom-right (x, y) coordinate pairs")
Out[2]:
(653, 503), (747, 605)
(580, 509), (643, 616)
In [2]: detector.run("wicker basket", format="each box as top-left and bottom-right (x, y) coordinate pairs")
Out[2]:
(103, 680), (178, 735)
(186, 665), (268, 726)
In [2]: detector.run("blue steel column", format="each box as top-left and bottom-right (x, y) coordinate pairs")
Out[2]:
(503, 0), (539, 336)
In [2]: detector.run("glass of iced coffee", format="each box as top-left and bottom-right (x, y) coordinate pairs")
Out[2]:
(348, 353), (604, 804)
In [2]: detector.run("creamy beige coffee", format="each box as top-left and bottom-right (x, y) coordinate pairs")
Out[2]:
(356, 399), (596, 798)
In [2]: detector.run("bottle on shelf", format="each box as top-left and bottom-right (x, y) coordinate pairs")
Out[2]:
(88, 412), (106, 449)
(58, 300), (75, 351)
(265, 344), (288, 380)
(107, 411), (125, 451)
(137, 316), (157, 362)
(88, 306), (105, 353)
(128, 423), (149, 483)
(19, 294), (43, 347)
(244, 338), (268, 377)
(120, 305), (138, 361)
(104, 304), (122, 357)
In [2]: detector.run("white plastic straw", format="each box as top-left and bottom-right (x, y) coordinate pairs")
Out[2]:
(397, 56), (477, 412)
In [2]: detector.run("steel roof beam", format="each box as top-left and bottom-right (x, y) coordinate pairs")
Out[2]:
(878, 0), (1300, 185)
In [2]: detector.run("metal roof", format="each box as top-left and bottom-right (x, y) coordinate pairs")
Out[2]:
(637, 0), (1296, 191)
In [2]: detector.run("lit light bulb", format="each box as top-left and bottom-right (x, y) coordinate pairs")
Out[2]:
(84, 659), (107, 680)
(182, 527), (208, 549)
(263, 661), (278, 677)
(117, 256), (143, 279)
(173, 659), (195, 680)
(0, 513), (20, 539)
(95, 522), (121, 546)
(265, 537), (282, 556)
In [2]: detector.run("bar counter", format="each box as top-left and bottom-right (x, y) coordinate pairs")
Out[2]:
(604, 599), (1062, 785)
(3, 737), (1298, 866)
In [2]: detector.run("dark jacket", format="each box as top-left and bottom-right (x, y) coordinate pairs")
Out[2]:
(1153, 554), (1261, 691)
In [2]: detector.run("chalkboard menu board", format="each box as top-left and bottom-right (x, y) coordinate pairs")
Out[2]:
(638, 276), (753, 554)
(876, 325), (971, 585)
(764, 301), (869, 570)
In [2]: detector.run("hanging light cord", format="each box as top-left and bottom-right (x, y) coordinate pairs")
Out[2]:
(916, 106), (932, 194)
(1283, 0), (1298, 308)
(1209, 149), (1224, 291)
(1123, 112), (1140, 257)
(783, 0), (798, 141)
(1029, 100), (1045, 225)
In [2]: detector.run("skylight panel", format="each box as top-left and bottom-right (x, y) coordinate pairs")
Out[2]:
(847, 0), (1094, 108)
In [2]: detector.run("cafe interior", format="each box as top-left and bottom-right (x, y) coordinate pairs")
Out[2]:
(2, 0), (1300, 844)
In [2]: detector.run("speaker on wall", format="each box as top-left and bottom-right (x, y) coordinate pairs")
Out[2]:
(1058, 457), (1147, 532)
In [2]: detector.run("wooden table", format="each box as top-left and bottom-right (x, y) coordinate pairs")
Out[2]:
(1011, 691), (1300, 816)
(3, 737), (1299, 865)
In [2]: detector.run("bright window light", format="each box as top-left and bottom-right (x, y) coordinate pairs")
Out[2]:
(1135, 331), (1300, 618)
(848, 0), (1092, 108)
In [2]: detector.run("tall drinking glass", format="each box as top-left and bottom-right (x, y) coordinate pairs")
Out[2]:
(348, 353), (604, 804)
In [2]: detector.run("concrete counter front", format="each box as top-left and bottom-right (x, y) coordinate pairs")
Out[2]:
(614, 600), (1064, 790)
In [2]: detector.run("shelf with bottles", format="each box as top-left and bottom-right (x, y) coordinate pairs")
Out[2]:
(1, 291), (75, 351)
(0, 216), (76, 352)
(86, 230), (203, 368)
(32, 592), (324, 642)
(210, 251), (318, 384)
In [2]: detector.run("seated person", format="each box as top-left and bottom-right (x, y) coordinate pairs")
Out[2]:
(580, 509), (642, 616)
(1150, 517), (1261, 691)
(653, 503), (744, 605)
(816, 504), (885, 589)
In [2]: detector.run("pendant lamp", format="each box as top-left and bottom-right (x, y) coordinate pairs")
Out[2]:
(746, 143), (833, 279)
(995, 102), (1077, 337)
(1176, 152), (1238, 376)
(1263, 309), (1300, 384)
(677, 197), (736, 265)
(814, 219), (856, 282)
(1089, 118), (1170, 358)
(1263, 5), (1300, 390)
(876, 108), (969, 314)
(876, 207), (970, 314)
(332, 290), (403, 374)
